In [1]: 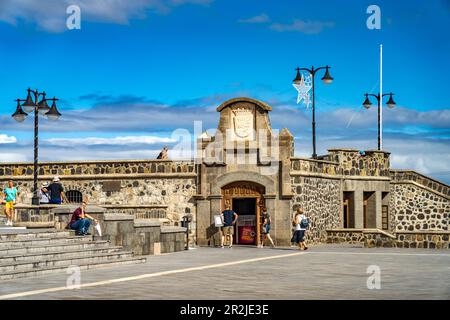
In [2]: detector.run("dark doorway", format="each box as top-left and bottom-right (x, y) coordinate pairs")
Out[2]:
(363, 191), (376, 228)
(343, 191), (355, 228)
(232, 198), (256, 216)
(232, 198), (256, 245)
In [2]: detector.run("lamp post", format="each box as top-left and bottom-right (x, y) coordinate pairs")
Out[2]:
(12, 88), (62, 205)
(293, 66), (333, 159)
(362, 92), (396, 150)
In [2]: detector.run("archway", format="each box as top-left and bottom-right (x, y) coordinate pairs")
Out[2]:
(221, 181), (266, 245)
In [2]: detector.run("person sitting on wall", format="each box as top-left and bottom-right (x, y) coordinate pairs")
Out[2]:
(156, 146), (169, 160)
(68, 201), (98, 236)
(45, 176), (66, 204)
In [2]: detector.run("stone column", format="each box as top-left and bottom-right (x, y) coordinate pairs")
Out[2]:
(271, 198), (291, 246)
(196, 199), (211, 246)
(375, 191), (383, 229)
(354, 190), (364, 229)
(209, 195), (223, 246)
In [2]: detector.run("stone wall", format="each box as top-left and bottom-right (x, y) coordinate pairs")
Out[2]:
(390, 178), (449, 233)
(391, 170), (450, 197)
(290, 158), (340, 176)
(327, 229), (449, 249)
(395, 231), (449, 249)
(291, 175), (342, 242)
(0, 160), (198, 241)
(0, 159), (195, 176)
(325, 149), (390, 177)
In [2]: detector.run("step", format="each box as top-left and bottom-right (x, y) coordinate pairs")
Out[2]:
(0, 246), (124, 264)
(0, 251), (135, 272)
(0, 240), (111, 256)
(0, 256), (147, 281)
(0, 230), (74, 241)
(0, 236), (93, 249)
(0, 226), (27, 233)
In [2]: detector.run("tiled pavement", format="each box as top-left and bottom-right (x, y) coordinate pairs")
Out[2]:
(0, 245), (449, 300)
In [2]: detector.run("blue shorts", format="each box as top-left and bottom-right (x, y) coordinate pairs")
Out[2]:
(291, 230), (305, 243)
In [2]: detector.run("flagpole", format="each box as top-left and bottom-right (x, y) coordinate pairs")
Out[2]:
(379, 44), (383, 151)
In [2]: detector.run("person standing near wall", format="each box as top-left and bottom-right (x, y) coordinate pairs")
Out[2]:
(221, 204), (238, 248)
(39, 182), (50, 204)
(2, 180), (18, 226)
(291, 208), (309, 250)
(259, 207), (275, 248)
(46, 176), (66, 204)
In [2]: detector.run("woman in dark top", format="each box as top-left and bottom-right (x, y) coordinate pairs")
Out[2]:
(259, 207), (275, 248)
(69, 201), (97, 236)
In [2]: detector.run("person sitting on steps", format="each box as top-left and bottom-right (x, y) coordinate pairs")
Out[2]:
(68, 201), (98, 236)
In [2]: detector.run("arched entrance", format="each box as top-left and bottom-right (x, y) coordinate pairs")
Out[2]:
(221, 181), (265, 245)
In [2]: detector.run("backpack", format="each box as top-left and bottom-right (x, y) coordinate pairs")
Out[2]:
(300, 217), (309, 229)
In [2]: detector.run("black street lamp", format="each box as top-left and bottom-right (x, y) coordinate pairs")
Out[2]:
(12, 88), (62, 205)
(293, 66), (333, 159)
(362, 92), (396, 150)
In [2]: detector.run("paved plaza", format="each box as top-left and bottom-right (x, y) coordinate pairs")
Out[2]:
(0, 245), (449, 300)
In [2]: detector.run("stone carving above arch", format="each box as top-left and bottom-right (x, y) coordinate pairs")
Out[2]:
(212, 171), (275, 195)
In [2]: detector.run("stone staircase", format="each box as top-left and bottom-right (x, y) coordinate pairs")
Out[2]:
(0, 229), (146, 281)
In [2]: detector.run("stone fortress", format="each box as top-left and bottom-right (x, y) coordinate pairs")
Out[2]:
(0, 97), (448, 251)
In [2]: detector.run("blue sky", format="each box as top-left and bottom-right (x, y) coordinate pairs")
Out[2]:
(0, 0), (449, 183)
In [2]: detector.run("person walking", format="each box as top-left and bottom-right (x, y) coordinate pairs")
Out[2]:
(2, 180), (17, 226)
(68, 201), (98, 236)
(39, 182), (50, 204)
(220, 204), (238, 248)
(46, 176), (66, 204)
(291, 208), (309, 250)
(259, 207), (275, 248)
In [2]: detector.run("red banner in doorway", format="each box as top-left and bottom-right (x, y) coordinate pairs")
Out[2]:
(238, 226), (256, 244)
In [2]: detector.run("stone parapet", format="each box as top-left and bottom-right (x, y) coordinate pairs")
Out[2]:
(326, 149), (390, 177)
(290, 158), (341, 176)
(390, 170), (450, 198)
(0, 159), (196, 177)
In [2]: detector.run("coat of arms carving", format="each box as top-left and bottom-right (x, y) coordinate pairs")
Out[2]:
(232, 108), (254, 140)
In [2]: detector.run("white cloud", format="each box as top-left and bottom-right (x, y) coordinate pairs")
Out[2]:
(270, 19), (334, 34)
(0, 153), (26, 162)
(0, 0), (213, 32)
(0, 134), (17, 144)
(46, 135), (176, 146)
(238, 14), (270, 24)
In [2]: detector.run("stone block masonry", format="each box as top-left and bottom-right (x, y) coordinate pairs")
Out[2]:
(291, 175), (341, 243)
(390, 184), (448, 232)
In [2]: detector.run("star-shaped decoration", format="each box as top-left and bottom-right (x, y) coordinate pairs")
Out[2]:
(292, 74), (312, 108)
